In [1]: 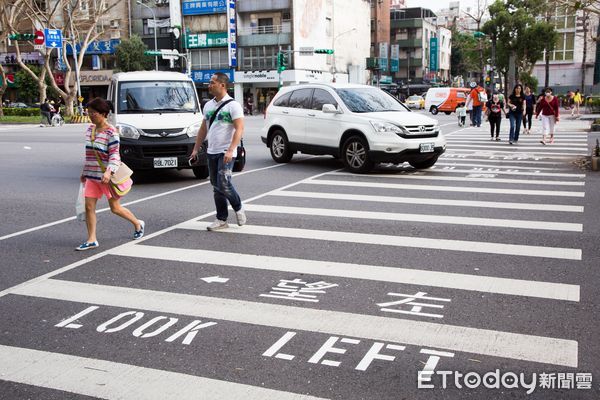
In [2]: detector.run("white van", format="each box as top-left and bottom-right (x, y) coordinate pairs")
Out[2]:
(107, 71), (208, 179)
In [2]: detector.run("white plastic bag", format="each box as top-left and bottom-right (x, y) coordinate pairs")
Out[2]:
(76, 183), (86, 222)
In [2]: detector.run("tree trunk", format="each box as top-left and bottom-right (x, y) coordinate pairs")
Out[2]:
(581, 10), (588, 92)
(0, 65), (7, 118)
(508, 51), (517, 91)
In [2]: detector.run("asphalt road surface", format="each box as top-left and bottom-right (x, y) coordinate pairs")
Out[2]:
(0, 111), (599, 399)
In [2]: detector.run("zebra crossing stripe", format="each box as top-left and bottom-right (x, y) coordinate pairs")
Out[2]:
(438, 156), (573, 166)
(447, 144), (588, 151)
(328, 172), (584, 185)
(305, 179), (585, 197)
(179, 222), (582, 260)
(434, 162), (576, 171)
(271, 190), (584, 212)
(110, 244), (580, 301)
(11, 279), (578, 367)
(243, 204), (583, 232)
(0, 345), (325, 400)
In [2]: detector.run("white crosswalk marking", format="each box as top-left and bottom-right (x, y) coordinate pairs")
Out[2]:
(0, 345), (326, 400)
(243, 204), (583, 231)
(11, 279), (579, 367)
(110, 245), (580, 301)
(179, 221), (582, 260)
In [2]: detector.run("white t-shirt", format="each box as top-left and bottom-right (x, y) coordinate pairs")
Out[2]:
(203, 95), (244, 156)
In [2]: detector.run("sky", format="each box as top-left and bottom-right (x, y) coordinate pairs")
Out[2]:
(405, 0), (481, 12)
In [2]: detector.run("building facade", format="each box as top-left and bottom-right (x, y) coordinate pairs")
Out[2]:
(531, 5), (600, 94)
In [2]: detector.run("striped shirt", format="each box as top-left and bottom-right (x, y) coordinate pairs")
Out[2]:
(82, 124), (121, 181)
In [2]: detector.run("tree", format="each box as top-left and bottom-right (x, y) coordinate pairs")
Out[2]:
(14, 65), (59, 103)
(483, 0), (557, 91)
(0, 0), (26, 117)
(463, 0), (490, 82)
(450, 26), (481, 79)
(115, 35), (154, 72)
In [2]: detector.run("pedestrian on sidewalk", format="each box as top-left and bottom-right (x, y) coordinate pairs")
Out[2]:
(572, 89), (582, 118)
(523, 86), (535, 134)
(190, 72), (246, 231)
(466, 94), (474, 126)
(485, 93), (506, 141)
(535, 87), (560, 145)
(77, 97), (145, 251)
(39, 99), (51, 126)
(507, 84), (526, 145)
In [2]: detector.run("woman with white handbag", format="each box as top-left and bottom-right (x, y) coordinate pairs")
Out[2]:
(77, 97), (145, 251)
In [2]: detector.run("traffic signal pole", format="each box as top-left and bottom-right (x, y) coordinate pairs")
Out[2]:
(276, 49), (333, 89)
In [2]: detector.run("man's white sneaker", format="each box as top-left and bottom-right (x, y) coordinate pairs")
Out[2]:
(207, 219), (228, 231)
(235, 209), (247, 226)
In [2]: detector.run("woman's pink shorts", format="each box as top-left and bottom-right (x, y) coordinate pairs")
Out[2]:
(84, 179), (112, 199)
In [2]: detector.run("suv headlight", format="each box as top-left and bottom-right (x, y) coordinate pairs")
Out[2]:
(370, 120), (408, 135)
(186, 122), (202, 137)
(116, 124), (140, 139)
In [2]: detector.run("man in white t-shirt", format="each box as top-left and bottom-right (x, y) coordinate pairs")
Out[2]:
(190, 72), (246, 231)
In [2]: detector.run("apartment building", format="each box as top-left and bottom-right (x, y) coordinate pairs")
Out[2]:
(531, 5), (600, 94)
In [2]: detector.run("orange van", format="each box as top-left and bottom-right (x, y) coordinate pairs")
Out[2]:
(424, 87), (471, 115)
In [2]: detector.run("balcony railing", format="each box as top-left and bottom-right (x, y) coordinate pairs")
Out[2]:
(238, 22), (291, 36)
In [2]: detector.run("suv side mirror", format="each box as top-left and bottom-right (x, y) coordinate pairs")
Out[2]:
(322, 104), (339, 114)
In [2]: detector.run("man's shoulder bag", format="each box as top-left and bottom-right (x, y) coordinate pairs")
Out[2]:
(208, 99), (246, 172)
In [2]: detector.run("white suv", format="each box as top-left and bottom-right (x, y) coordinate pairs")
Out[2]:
(261, 83), (446, 173)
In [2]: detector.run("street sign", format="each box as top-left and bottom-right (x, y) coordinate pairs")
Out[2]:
(44, 28), (62, 49)
(34, 30), (44, 45)
(430, 37), (438, 72)
(299, 46), (314, 55)
(34, 44), (44, 51)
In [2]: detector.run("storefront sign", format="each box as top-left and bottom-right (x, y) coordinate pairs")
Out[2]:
(6, 73), (16, 88)
(1, 52), (44, 65)
(191, 69), (234, 83)
(53, 72), (65, 86)
(66, 39), (121, 56)
(234, 70), (279, 83)
(78, 70), (113, 86)
(226, 0), (237, 67)
(182, 0), (226, 15)
(185, 32), (227, 49)
(430, 37), (438, 72)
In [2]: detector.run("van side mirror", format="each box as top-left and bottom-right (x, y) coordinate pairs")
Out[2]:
(322, 104), (339, 114)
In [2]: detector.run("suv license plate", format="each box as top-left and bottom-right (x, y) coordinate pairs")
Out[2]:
(154, 157), (178, 168)
(419, 143), (435, 153)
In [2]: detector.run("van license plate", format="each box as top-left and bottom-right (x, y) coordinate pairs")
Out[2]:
(154, 157), (178, 168)
(419, 143), (435, 153)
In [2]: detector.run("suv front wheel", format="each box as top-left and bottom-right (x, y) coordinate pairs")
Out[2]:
(342, 136), (374, 173)
(270, 130), (293, 163)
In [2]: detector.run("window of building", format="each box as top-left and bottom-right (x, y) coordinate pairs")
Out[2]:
(240, 45), (292, 70)
(548, 31), (575, 61)
(258, 18), (274, 34)
(191, 48), (229, 69)
(143, 19), (169, 35)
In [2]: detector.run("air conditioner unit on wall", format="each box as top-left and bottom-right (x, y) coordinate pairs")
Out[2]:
(111, 20), (119, 28)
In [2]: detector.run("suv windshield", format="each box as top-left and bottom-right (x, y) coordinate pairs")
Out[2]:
(335, 88), (408, 113)
(118, 81), (199, 113)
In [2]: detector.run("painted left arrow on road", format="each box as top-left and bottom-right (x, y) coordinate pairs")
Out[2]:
(201, 276), (229, 284)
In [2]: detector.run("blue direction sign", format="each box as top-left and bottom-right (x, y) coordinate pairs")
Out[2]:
(44, 28), (62, 49)
(430, 37), (438, 72)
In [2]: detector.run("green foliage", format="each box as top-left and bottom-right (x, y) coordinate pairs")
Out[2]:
(2, 107), (40, 116)
(483, 0), (558, 78)
(450, 26), (481, 78)
(519, 72), (538, 91)
(14, 65), (59, 102)
(115, 35), (153, 72)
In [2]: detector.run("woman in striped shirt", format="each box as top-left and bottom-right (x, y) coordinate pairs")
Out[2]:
(77, 98), (144, 251)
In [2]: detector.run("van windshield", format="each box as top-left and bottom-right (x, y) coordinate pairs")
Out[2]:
(335, 88), (408, 113)
(117, 81), (199, 113)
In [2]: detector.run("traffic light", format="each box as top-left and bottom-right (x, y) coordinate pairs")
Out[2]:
(485, 76), (491, 85)
(8, 33), (35, 40)
(314, 49), (334, 54)
(277, 52), (288, 72)
(473, 31), (486, 38)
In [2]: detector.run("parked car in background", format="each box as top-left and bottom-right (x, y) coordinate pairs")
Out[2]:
(8, 102), (29, 108)
(262, 83), (445, 173)
(405, 95), (425, 109)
